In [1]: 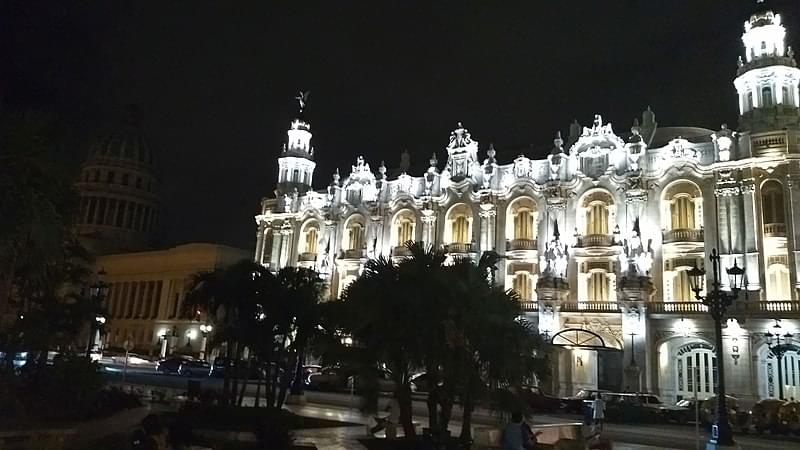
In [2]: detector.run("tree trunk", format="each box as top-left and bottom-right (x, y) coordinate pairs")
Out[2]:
(438, 385), (454, 433)
(222, 341), (233, 406)
(425, 363), (440, 435)
(253, 367), (262, 408)
(237, 364), (250, 406)
(274, 332), (290, 409)
(397, 382), (416, 438)
(290, 340), (306, 395)
(460, 394), (474, 443)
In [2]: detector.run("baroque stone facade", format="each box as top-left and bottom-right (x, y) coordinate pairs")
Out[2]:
(255, 6), (800, 404)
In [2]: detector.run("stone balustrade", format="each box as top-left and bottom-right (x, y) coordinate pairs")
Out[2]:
(574, 234), (614, 248)
(662, 228), (704, 244)
(506, 238), (538, 251)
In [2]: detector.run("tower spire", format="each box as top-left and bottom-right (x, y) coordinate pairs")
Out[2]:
(734, 1), (800, 132)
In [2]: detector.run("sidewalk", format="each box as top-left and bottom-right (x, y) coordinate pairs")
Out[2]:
(286, 402), (678, 450)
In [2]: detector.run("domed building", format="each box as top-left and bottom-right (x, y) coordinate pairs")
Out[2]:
(75, 107), (161, 255)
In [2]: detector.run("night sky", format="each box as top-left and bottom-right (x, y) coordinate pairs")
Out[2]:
(3, 1), (799, 251)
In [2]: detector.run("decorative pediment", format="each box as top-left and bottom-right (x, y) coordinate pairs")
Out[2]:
(569, 114), (626, 157)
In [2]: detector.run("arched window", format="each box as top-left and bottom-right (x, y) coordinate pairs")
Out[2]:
(747, 91), (754, 111)
(662, 181), (703, 231)
(761, 180), (786, 225)
(762, 86), (773, 108)
(446, 204), (472, 245)
(671, 195), (695, 229)
(676, 343), (717, 399)
(762, 347), (800, 399)
(301, 224), (319, 254)
(392, 210), (416, 247)
(766, 264), (792, 300)
(344, 217), (365, 251)
(587, 202), (609, 235)
(513, 272), (533, 301)
(579, 190), (614, 236)
(588, 272), (608, 302)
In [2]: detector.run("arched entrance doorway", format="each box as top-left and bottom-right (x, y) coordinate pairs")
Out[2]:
(675, 342), (717, 400)
(551, 328), (623, 392)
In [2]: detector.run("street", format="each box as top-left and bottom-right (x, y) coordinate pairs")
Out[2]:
(102, 364), (800, 450)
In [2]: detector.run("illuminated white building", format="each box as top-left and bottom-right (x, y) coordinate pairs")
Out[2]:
(255, 6), (800, 404)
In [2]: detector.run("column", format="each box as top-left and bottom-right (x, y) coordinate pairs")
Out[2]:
(269, 226), (282, 269)
(740, 176), (763, 294)
(621, 307), (646, 392)
(479, 203), (496, 253)
(577, 272), (588, 302)
(786, 172), (800, 299)
(254, 223), (266, 264)
(607, 273), (617, 302)
(278, 226), (292, 269)
(421, 209), (436, 249)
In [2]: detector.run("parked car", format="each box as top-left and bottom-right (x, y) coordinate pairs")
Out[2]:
(156, 357), (189, 375)
(209, 357), (269, 379)
(520, 385), (562, 412)
(307, 366), (357, 391)
(603, 393), (665, 423)
(346, 368), (396, 393)
(302, 365), (322, 385)
(561, 389), (610, 414)
(410, 372), (435, 393)
(156, 357), (209, 376)
(179, 359), (210, 377)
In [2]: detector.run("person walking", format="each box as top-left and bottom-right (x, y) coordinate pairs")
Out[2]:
(591, 394), (606, 433)
(370, 395), (401, 439)
(503, 411), (533, 450)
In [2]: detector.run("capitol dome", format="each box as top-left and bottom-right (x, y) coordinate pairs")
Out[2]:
(75, 106), (161, 255)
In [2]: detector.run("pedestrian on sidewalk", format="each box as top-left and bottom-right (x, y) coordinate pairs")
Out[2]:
(591, 394), (605, 433)
(370, 395), (401, 439)
(503, 411), (534, 450)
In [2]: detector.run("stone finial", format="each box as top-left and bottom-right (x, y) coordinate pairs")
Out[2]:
(378, 160), (387, 179)
(487, 142), (496, 160)
(429, 152), (438, 168)
(553, 131), (564, 151)
(399, 149), (410, 174)
(331, 168), (340, 186)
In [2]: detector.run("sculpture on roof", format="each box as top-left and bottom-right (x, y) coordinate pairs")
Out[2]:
(294, 90), (310, 115)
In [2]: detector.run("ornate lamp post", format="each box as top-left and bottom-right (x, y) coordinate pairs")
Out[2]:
(199, 324), (213, 361)
(85, 276), (109, 357)
(764, 329), (796, 400)
(687, 249), (744, 448)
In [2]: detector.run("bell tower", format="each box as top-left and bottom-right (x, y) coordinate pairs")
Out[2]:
(734, 2), (800, 132)
(276, 91), (316, 195)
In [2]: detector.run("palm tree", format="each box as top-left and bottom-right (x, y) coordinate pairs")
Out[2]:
(186, 259), (266, 405)
(338, 256), (420, 437)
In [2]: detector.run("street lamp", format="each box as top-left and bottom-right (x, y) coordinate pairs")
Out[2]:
(687, 249), (744, 448)
(86, 274), (110, 357)
(764, 329), (796, 400)
(186, 329), (197, 348)
(199, 324), (213, 361)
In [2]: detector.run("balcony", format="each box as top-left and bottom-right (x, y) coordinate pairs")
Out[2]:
(764, 222), (787, 238)
(574, 234), (615, 248)
(298, 252), (317, 262)
(649, 301), (800, 318)
(662, 228), (704, 244)
(648, 302), (708, 314)
(560, 302), (620, 313)
(340, 248), (366, 260)
(507, 238), (538, 252)
(392, 246), (412, 257)
(444, 242), (475, 254)
(520, 301), (539, 313)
